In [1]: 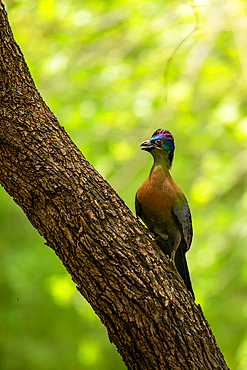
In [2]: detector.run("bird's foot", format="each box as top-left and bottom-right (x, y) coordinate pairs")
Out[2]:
(149, 231), (156, 238)
(170, 251), (175, 264)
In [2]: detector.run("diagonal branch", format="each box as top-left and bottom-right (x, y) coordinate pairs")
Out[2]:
(0, 2), (229, 369)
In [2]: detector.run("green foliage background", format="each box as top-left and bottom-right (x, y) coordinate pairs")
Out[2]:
(1, 0), (247, 368)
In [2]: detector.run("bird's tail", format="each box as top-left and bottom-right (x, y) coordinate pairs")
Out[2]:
(175, 247), (195, 300)
(156, 237), (195, 299)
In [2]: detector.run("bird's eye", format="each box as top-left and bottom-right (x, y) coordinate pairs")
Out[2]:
(155, 139), (163, 146)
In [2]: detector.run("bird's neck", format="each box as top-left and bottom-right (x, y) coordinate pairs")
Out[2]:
(150, 155), (172, 178)
(152, 150), (171, 170)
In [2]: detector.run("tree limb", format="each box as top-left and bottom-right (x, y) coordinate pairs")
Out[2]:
(0, 2), (229, 369)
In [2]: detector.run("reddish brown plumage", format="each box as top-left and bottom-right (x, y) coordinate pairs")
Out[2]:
(136, 164), (183, 245)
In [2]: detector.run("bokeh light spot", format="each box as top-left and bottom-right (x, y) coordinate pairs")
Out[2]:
(79, 100), (98, 119)
(138, 2), (156, 16)
(47, 275), (75, 306)
(77, 340), (101, 366)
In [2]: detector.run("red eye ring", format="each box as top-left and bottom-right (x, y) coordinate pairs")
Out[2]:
(155, 139), (162, 146)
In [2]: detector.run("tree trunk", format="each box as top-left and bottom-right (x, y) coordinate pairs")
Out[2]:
(0, 2), (229, 369)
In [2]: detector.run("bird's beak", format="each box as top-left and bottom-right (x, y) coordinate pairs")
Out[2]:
(140, 140), (154, 151)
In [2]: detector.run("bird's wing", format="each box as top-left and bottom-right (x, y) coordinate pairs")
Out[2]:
(135, 194), (142, 220)
(172, 194), (193, 251)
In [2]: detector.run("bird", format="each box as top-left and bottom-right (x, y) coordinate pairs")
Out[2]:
(135, 129), (194, 299)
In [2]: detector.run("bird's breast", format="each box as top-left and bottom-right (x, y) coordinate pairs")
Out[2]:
(136, 166), (180, 234)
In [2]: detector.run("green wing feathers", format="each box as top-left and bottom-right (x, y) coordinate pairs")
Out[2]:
(172, 194), (193, 251)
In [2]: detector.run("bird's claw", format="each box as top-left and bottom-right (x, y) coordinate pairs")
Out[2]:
(170, 251), (175, 264)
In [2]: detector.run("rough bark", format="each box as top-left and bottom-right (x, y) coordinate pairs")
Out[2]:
(0, 2), (229, 369)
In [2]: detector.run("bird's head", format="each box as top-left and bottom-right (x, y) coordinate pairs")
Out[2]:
(141, 129), (175, 167)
